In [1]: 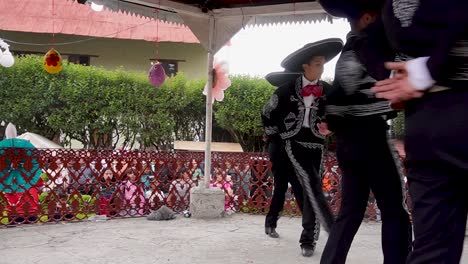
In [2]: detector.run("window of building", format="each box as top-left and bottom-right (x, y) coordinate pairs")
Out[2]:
(11, 50), (43, 57)
(150, 59), (184, 77)
(10, 50), (94, 66)
(68, 55), (91, 66)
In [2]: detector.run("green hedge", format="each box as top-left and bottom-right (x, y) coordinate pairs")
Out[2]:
(392, 111), (405, 138)
(0, 56), (276, 151)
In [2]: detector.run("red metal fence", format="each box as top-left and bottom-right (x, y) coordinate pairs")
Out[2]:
(0, 149), (409, 226)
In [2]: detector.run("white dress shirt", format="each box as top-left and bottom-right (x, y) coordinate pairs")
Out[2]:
(302, 76), (318, 128)
(406, 56), (436, 90)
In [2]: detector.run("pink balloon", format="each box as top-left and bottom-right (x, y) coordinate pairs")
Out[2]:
(148, 63), (166, 87)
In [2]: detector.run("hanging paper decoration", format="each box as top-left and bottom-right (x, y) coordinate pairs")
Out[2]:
(203, 60), (232, 103)
(0, 38), (14, 68)
(44, 0), (62, 74)
(148, 1), (165, 87)
(43, 48), (63, 74)
(148, 62), (166, 87)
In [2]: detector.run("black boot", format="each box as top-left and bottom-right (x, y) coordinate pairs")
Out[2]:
(265, 227), (280, 238)
(301, 246), (315, 257)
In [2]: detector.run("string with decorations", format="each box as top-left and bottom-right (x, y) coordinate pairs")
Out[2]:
(148, 0), (166, 87)
(43, 0), (63, 74)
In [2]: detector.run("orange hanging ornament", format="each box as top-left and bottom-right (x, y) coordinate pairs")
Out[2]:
(43, 48), (63, 74)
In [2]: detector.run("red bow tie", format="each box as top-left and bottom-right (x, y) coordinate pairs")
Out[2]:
(302, 84), (323, 97)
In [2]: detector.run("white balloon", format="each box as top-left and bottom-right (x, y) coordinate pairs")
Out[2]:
(91, 2), (104, 12)
(0, 50), (14, 67)
(4, 123), (17, 139)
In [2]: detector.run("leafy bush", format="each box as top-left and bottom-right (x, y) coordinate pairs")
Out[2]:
(391, 111), (405, 139)
(0, 55), (280, 151)
(215, 75), (275, 151)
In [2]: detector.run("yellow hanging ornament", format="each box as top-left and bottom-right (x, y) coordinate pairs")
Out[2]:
(43, 48), (63, 74)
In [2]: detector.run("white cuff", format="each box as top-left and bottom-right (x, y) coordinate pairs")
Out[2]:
(406, 57), (436, 91)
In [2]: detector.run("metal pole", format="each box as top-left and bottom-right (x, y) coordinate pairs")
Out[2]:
(203, 15), (215, 188)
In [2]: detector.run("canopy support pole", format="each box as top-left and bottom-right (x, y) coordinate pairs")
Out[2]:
(203, 15), (215, 188)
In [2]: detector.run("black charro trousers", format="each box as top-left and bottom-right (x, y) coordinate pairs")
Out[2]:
(265, 128), (324, 249)
(321, 117), (412, 264)
(404, 89), (468, 264)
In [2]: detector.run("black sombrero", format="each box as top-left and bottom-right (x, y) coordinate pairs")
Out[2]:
(281, 38), (344, 72)
(265, 71), (301, 87)
(318, 0), (385, 19)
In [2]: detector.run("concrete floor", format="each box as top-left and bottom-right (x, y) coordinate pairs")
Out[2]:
(0, 214), (467, 264)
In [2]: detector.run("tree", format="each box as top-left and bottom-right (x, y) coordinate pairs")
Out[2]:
(214, 75), (275, 152)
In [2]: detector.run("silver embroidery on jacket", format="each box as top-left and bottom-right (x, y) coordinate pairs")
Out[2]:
(392, 0), (420, 27)
(262, 94), (279, 119)
(280, 78), (305, 139)
(336, 50), (376, 95)
(283, 112), (297, 130)
(309, 100), (325, 139)
(296, 141), (324, 150)
(265, 126), (279, 136)
(450, 40), (468, 80)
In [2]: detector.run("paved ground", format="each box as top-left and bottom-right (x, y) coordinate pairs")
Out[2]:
(0, 214), (467, 264)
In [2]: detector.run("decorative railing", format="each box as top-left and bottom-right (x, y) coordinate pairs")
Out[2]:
(0, 149), (410, 226)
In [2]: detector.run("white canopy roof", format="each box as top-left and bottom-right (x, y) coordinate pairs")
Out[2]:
(86, 0), (330, 52)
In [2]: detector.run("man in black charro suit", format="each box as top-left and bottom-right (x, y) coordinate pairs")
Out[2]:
(261, 39), (343, 257)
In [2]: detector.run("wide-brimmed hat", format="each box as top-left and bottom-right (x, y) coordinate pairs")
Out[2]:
(318, 0), (385, 19)
(265, 71), (301, 87)
(281, 38), (343, 72)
